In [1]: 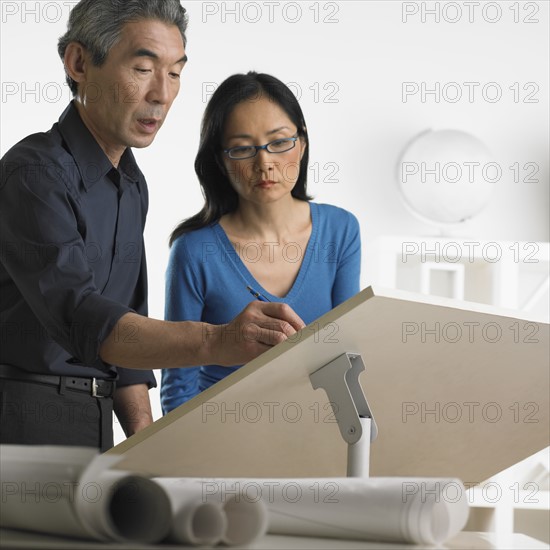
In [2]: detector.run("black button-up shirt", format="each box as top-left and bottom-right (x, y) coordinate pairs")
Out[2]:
(0, 102), (155, 388)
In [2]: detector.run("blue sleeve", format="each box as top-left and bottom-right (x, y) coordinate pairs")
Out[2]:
(332, 211), (361, 306)
(160, 236), (204, 414)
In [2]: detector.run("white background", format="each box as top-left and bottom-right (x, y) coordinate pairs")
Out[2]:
(1, 1), (548, 442)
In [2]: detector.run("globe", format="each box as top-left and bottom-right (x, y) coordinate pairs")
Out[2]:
(396, 129), (496, 225)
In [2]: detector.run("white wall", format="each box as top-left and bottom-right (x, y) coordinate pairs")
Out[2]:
(1, 1), (548, 439)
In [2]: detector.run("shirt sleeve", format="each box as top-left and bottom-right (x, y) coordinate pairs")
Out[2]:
(116, 242), (157, 389)
(0, 163), (131, 370)
(332, 211), (362, 306)
(160, 235), (205, 414)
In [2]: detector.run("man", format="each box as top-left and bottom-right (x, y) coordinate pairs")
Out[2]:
(0, 0), (304, 451)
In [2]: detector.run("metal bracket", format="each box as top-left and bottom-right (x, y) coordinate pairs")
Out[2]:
(310, 352), (377, 444)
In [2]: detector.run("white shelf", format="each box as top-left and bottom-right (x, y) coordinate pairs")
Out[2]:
(366, 236), (549, 321)
(468, 489), (550, 510)
(514, 491), (550, 510)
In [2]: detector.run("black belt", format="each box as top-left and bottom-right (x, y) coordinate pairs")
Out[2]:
(0, 364), (115, 398)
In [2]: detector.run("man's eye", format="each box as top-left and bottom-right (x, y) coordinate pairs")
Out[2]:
(135, 68), (151, 74)
(169, 72), (181, 79)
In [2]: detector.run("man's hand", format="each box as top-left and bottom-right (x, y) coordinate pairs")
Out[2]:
(100, 304), (305, 370)
(206, 301), (306, 366)
(113, 383), (153, 438)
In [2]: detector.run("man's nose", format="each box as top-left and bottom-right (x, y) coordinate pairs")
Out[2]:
(146, 73), (172, 105)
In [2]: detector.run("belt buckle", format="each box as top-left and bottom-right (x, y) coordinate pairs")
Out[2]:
(92, 378), (102, 398)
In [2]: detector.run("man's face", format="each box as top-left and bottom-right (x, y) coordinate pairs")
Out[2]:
(76, 19), (186, 162)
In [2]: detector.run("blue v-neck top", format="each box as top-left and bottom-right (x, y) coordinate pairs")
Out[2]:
(161, 202), (361, 413)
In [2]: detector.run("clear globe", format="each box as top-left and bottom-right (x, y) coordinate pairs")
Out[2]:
(397, 129), (495, 225)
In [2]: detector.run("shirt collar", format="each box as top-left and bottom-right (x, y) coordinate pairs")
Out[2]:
(118, 147), (142, 184)
(57, 101), (142, 190)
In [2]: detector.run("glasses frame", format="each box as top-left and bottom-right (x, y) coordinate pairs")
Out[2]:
(223, 135), (299, 160)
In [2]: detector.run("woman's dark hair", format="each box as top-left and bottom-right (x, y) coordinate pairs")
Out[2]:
(169, 71), (312, 245)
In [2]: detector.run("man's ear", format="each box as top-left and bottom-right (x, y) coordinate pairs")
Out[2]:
(64, 42), (89, 94)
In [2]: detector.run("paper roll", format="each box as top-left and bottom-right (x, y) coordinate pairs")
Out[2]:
(193, 476), (469, 545)
(154, 478), (227, 546)
(266, 477), (470, 545)
(0, 445), (98, 539)
(156, 477), (268, 547)
(221, 494), (269, 546)
(0, 445), (172, 545)
(76, 469), (172, 544)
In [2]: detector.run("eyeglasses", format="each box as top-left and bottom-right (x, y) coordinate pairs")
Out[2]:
(223, 136), (298, 160)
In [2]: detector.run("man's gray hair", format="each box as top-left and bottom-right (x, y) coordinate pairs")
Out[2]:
(58, 0), (188, 96)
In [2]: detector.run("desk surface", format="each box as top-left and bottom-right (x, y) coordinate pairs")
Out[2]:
(0, 530), (548, 549)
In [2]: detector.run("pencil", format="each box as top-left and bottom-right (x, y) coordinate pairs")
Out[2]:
(246, 285), (271, 302)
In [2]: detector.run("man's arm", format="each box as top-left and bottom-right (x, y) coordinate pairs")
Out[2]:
(113, 383), (153, 437)
(99, 301), (305, 370)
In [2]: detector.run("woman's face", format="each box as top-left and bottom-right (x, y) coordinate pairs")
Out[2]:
(221, 95), (306, 205)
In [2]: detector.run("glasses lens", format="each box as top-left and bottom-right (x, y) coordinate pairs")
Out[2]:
(229, 146), (256, 159)
(267, 138), (296, 153)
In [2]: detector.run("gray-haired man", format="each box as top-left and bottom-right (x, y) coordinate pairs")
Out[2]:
(0, 0), (304, 451)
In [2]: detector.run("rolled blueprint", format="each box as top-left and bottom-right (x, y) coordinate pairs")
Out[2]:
(221, 493), (269, 546)
(154, 477), (227, 546)
(154, 477), (268, 547)
(0, 445), (172, 544)
(0, 445), (98, 539)
(1, 445), (469, 546)
(75, 466), (172, 544)
(196, 476), (469, 545)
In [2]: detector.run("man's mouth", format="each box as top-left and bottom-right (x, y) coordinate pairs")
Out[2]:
(137, 118), (161, 133)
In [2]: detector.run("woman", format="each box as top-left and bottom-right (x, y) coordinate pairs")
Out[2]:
(161, 72), (361, 414)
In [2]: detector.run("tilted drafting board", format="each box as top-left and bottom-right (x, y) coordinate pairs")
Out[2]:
(109, 286), (549, 484)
